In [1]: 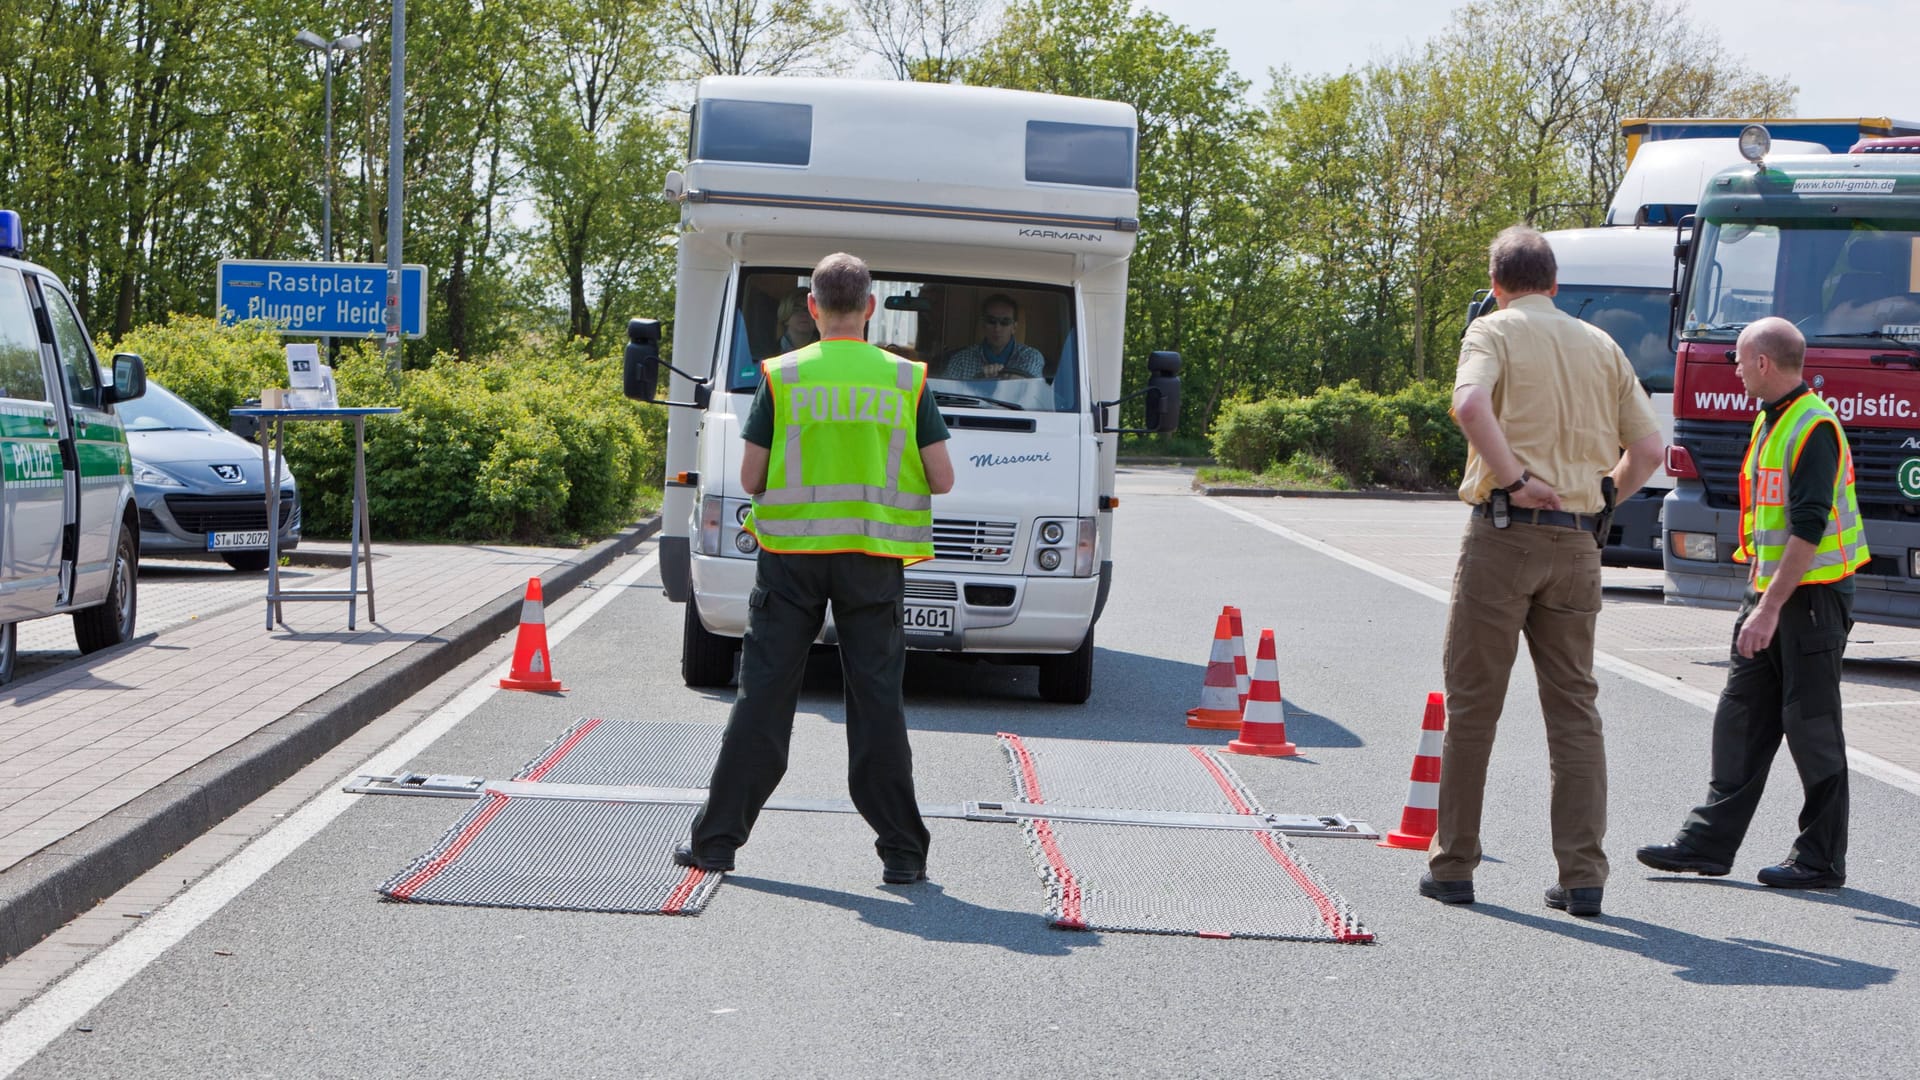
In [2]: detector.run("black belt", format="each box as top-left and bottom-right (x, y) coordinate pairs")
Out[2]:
(1473, 503), (1598, 531)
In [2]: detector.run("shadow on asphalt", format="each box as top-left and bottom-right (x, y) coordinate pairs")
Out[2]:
(681, 647), (1369, 747)
(723, 877), (1096, 956)
(1472, 903), (1898, 989)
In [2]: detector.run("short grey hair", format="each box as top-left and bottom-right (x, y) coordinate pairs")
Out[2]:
(1488, 225), (1557, 293)
(1739, 316), (1806, 373)
(809, 252), (871, 315)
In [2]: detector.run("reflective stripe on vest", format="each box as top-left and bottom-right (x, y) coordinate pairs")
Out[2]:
(1735, 391), (1869, 590)
(748, 339), (935, 563)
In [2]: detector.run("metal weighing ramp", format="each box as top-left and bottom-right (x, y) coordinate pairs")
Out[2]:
(379, 794), (720, 915)
(366, 719), (1376, 939)
(1000, 733), (1373, 943)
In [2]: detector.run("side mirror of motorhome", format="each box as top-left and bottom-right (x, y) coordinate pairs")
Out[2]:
(1144, 350), (1182, 434)
(1098, 350), (1182, 435)
(624, 318), (663, 402)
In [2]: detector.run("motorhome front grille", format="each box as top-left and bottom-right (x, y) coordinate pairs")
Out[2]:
(904, 579), (960, 601)
(164, 493), (295, 533)
(932, 518), (1018, 563)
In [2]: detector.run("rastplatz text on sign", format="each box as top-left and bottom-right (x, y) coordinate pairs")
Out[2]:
(217, 259), (428, 337)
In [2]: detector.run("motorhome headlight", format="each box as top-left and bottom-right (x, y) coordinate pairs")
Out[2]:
(1039, 521), (1065, 545)
(1037, 548), (1062, 571)
(698, 495), (724, 555)
(1074, 516), (1097, 577)
(1738, 124), (1770, 164)
(735, 531), (759, 555)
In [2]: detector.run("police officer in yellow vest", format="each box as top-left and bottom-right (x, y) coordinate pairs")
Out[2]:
(1639, 317), (1867, 890)
(676, 252), (955, 884)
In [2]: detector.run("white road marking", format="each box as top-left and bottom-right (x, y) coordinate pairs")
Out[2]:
(0, 552), (659, 1078)
(1205, 498), (1920, 798)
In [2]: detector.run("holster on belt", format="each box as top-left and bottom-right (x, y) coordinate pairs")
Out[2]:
(1592, 476), (1616, 550)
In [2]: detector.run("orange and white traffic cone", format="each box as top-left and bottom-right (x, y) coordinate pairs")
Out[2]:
(1226, 606), (1251, 711)
(1226, 629), (1299, 757)
(500, 577), (566, 692)
(1378, 692), (1446, 849)
(1186, 609), (1243, 729)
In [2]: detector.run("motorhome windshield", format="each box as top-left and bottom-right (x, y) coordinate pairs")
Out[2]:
(1682, 219), (1920, 342)
(1553, 286), (1676, 392)
(724, 269), (1080, 412)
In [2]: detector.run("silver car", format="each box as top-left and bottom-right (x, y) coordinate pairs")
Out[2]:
(117, 380), (301, 572)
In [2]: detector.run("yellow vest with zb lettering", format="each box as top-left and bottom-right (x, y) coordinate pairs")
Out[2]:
(745, 339), (935, 564)
(1734, 391), (1869, 591)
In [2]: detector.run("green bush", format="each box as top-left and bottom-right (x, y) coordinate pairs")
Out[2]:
(1208, 379), (1464, 490)
(111, 315), (288, 422)
(112, 317), (664, 543)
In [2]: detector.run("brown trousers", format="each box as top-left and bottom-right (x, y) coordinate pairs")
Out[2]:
(1431, 515), (1609, 888)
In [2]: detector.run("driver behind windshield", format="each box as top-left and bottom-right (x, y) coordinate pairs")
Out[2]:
(943, 294), (1043, 379)
(1822, 232), (1920, 333)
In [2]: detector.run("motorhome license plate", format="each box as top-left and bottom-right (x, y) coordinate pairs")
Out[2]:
(207, 530), (270, 551)
(904, 605), (953, 632)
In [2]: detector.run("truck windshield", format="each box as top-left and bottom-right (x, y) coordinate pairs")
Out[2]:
(1552, 286), (1675, 393)
(1683, 219), (1920, 343)
(724, 269), (1079, 412)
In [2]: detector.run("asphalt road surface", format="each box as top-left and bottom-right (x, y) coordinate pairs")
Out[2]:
(7, 469), (1918, 1079)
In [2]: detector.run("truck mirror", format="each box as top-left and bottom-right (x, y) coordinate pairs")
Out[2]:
(1144, 351), (1181, 434)
(107, 352), (146, 404)
(624, 318), (662, 402)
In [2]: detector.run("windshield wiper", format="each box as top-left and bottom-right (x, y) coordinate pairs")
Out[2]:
(1683, 321), (1749, 337)
(932, 391), (1024, 411)
(1811, 330), (1920, 355)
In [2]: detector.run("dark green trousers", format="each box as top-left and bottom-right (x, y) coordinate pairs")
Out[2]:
(1679, 583), (1851, 875)
(690, 549), (931, 870)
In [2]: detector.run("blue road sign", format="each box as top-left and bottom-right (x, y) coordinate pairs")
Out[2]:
(217, 259), (428, 337)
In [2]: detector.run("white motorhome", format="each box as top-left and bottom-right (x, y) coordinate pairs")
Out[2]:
(625, 77), (1178, 703)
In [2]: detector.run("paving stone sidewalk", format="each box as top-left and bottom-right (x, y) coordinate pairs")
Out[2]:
(0, 522), (654, 961)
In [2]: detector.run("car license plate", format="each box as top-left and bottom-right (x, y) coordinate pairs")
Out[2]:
(904, 604), (953, 632)
(207, 530), (270, 551)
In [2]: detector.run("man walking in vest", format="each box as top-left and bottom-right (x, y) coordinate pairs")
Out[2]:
(676, 252), (955, 885)
(1639, 317), (1866, 889)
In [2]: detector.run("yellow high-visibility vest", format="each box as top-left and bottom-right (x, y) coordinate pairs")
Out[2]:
(1734, 390), (1869, 590)
(746, 339), (934, 564)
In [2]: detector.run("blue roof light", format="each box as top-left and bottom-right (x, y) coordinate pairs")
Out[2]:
(0, 210), (21, 256)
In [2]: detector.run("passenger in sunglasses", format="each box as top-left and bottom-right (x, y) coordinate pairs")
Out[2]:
(942, 294), (1043, 379)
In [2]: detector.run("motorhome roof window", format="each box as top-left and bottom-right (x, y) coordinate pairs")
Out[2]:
(1025, 121), (1134, 189)
(694, 99), (812, 166)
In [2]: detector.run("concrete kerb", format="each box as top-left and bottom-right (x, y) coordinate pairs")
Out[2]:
(0, 516), (660, 962)
(1199, 486), (1456, 501)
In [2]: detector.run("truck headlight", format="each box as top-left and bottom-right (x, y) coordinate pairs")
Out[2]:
(1037, 548), (1062, 571)
(1039, 521), (1065, 544)
(1670, 531), (1716, 562)
(735, 531), (758, 554)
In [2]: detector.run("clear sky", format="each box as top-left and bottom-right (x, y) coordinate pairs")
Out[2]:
(1137, 0), (1917, 120)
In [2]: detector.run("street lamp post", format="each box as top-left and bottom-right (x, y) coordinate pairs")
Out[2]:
(294, 30), (364, 264)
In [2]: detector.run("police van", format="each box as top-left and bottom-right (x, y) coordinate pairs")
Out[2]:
(625, 77), (1179, 703)
(0, 209), (148, 684)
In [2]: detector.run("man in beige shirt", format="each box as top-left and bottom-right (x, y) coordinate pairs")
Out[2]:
(1419, 225), (1663, 918)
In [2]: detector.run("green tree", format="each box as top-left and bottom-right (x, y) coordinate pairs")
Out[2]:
(519, 0), (682, 352)
(965, 0), (1254, 431)
(665, 0), (849, 76)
